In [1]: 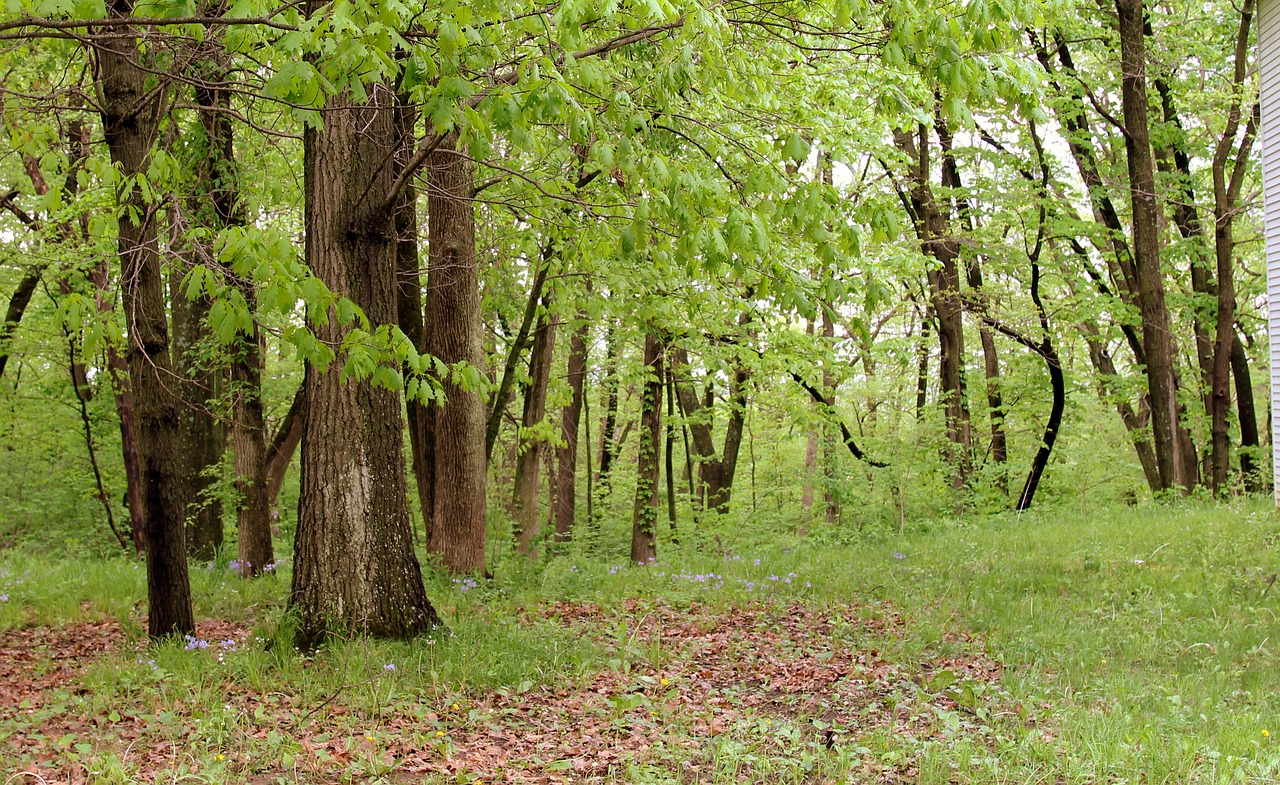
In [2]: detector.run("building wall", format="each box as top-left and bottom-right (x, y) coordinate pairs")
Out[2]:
(1262, 0), (1280, 502)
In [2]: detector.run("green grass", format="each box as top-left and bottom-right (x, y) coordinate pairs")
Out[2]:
(2, 499), (1280, 782)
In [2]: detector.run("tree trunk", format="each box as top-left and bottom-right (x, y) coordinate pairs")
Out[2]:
(1116, 0), (1190, 492)
(822, 309), (840, 524)
(1232, 334), (1262, 491)
(1081, 323), (1162, 493)
(597, 325), (621, 492)
(424, 134), (486, 574)
(512, 304), (556, 555)
(291, 82), (439, 644)
(631, 329), (662, 565)
(190, 67), (273, 575)
(553, 316), (589, 541)
(99, 0), (193, 639)
(392, 92), (433, 537)
(265, 384), (306, 512)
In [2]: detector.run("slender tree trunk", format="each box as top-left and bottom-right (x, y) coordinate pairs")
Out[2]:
(392, 92), (433, 537)
(99, 0), (193, 638)
(1116, 0), (1190, 492)
(265, 384), (305, 512)
(802, 319), (818, 520)
(554, 316), (589, 541)
(822, 309), (840, 524)
(665, 365), (678, 534)
(512, 304), (556, 554)
(1232, 334), (1262, 491)
(1081, 323), (1163, 493)
(915, 304), (931, 418)
(631, 330), (662, 565)
(596, 325), (620, 492)
(425, 134), (486, 574)
(292, 81), (439, 644)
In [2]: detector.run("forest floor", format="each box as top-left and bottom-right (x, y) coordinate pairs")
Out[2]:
(2, 500), (1280, 783)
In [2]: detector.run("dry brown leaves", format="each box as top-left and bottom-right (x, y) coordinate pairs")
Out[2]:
(0, 601), (1003, 784)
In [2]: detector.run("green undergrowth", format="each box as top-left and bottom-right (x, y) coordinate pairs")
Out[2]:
(1, 499), (1279, 782)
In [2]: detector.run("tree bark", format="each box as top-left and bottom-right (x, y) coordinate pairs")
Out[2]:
(631, 329), (662, 565)
(1116, 0), (1190, 492)
(553, 315), (589, 541)
(424, 134), (486, 574)
(292, 82), (439, 644)
(98, 0), (193, 639)
(512, 303), (556, 554)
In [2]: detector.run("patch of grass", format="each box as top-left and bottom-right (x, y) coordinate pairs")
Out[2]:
(4, 500), (1280, 782)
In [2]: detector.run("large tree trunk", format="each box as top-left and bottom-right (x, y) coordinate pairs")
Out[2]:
(512, 304), (556, 554)
(424, 134), (486, 574)
(99, 0), (193, 639)
(1116, 0), (1190, 492)
(553, 316), (589, 541)
(631, 330), (663, 565)
(292, 82), (439, 644)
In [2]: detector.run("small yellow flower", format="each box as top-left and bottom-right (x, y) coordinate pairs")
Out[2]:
(660, 678), (669, 686)
(452, 703), (460, 710)
(1264, 729), (1271, 738)
(436, 730), (445, 737)
(366, 735), (375, 741)
(214, 754), (225, 762)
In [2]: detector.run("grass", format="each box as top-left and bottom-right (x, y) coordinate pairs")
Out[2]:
(2, 499), (1280, 782)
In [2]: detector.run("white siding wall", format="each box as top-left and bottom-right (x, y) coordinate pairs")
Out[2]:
(1262, 0), (1280, 503)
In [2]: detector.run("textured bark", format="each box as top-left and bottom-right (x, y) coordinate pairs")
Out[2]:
(630, 330), (662, 565)
(512, 305), (556, 555)
(1232, 334), (1262, 491)
(821, 310), (839, 524)
(424, 135), (486, 574)
(292, 83), (439, 644)
(553, 316), (589, 541)
(895, 126), (971, 486)
(99, 0), (193, 638)
(1116, 0), (1189, 492)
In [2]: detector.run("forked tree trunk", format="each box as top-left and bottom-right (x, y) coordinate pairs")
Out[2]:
(631, 330), (663, 565)
(553, 315), (589, 541)
(99, 0), (193, 638)
(424, 134), (486, 574)
(292, 82), (439, 644)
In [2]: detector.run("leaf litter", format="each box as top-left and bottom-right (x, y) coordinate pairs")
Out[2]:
(0, 600), (1024, 783)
